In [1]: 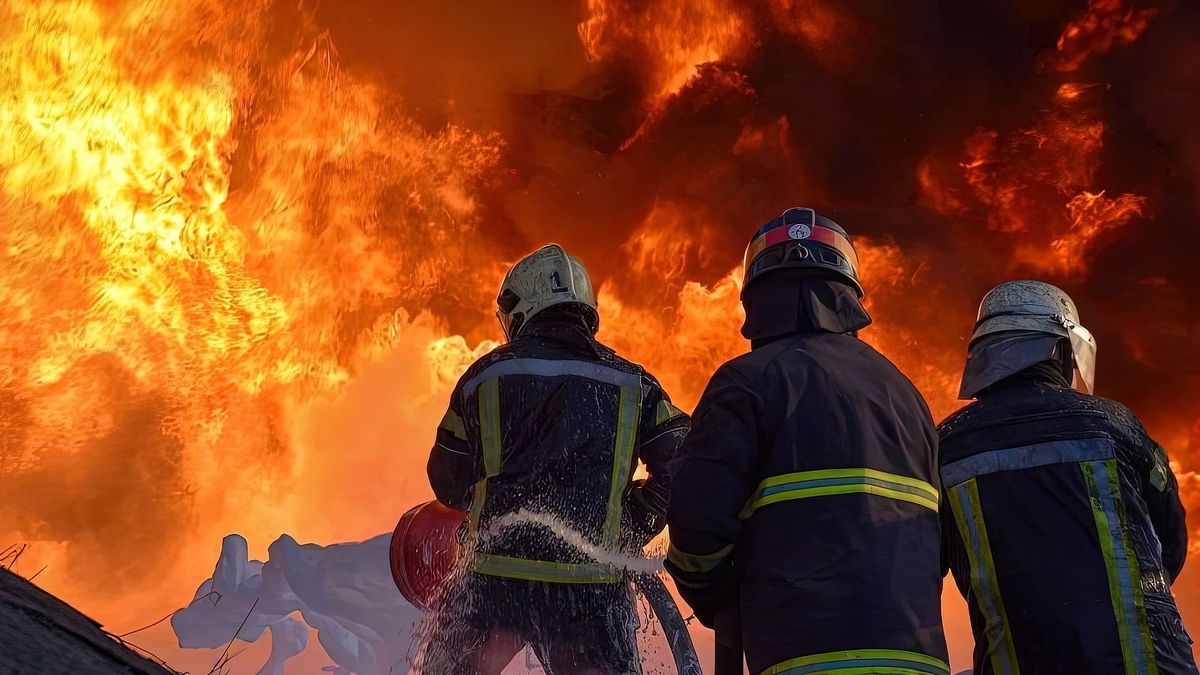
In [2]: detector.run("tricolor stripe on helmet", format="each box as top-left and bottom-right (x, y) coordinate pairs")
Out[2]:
(742, 223), (859, 273)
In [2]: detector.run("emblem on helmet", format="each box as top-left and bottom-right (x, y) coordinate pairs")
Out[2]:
(788, 223), (812, 240)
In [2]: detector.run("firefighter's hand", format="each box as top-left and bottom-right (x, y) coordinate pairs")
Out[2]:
(667, 557), (737, 629)
(621, 482), (665, 551)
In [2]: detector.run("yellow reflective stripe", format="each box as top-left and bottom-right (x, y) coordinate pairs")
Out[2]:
(656, 399), (685, 425)
(743, 469), (939, 518)
(471, 554), (621, 584)
(468, 378), (503, 534)
(438, 409), (467, 440)
(1081, 460), (1158, 675)
(467, 479), (487, 535)
(601, 384), (642, 546)
(667, 543), (733, 573)
(948, 479), (1019, 674)
(479, 379), (502, 477)
(766, 669), (931, 675)
(761, 648), (950, 675)
(758, 468), (939, 499)
(748, 483), (938, 516)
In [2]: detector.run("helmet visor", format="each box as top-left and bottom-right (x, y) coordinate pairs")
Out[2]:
(496, 309), (514, 341)
(1066, 319), (1096, 394)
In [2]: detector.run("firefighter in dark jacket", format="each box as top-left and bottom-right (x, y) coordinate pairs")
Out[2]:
(665, 207), (950, 675)
(939, 280), (1196, 675)
(422, 244), (690, 674)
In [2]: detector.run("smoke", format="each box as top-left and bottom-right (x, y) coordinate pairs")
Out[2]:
(1, 0), (1198, 668)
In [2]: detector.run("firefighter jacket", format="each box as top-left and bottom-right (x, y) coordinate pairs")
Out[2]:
(427, 314), (690, 583)
(939, 366), (1196, 675)
(666, 331), (950, 675)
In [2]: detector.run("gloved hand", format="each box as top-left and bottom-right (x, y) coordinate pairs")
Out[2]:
(621, 481), (666, 551)
(667, 557), (738, 629)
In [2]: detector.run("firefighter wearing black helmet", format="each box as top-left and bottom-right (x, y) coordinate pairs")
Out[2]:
(939, 280), (1196, 674)
(665, 208), (949, 675)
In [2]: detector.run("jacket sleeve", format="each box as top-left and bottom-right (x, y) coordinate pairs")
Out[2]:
(426, 392), (476, 511)
(1143, 439), (1188, 582)
(665, 364), (764, 625)
(635, 375), (691, 516)
(620, 376), (691, 548)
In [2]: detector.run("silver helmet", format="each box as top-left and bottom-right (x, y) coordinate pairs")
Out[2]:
(959, 280), (1097, 399)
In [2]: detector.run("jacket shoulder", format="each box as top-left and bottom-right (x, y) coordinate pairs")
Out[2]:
(453, 344), (519, 394)
(1086, 394), (1154, 447)
(937, 400), (982, 438)
(454, 339), (654, 396)
(594, 345), (646, 377)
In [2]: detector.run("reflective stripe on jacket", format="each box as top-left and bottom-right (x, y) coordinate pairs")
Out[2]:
(428, 317), (689, 583)
(938, 375), (1196, 675)
(666, 332), (949, 674)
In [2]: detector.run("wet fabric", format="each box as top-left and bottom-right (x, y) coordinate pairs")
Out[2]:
(740, 272), (871, 344)
(421, 574), (640, 675)
(665, 331), (948, 675)
(425, 311), (689, 669)
(939, 369), (1196, 675)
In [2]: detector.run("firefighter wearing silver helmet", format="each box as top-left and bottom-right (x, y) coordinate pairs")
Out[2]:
(666, 208), (949, 675)
(423, 243), (690, 674)
(959, 279), (1096, 398)
(940, 280), (1195, 674)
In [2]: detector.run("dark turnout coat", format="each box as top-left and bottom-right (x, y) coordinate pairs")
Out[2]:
(422, 314), (690, 673)
(666, 332), (949, 675)
(939, 369), (1196, 675)
(428, 314), (690, 578)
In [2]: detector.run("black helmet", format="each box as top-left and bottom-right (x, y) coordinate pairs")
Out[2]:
(741, 207), (863, 298)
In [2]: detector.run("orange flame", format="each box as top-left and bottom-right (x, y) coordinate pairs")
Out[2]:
(922, 78), (1148, 278)
(0, 1), (1195, 670)
(578, 0), (748, 102)
(0, 0), (502, 622)
(1051, 0), (1158, 73)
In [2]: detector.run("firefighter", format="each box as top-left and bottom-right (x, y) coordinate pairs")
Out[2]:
(665, 207), (950, 675)
(939, 280), (1196, 674)
(422, 244), (690, 674)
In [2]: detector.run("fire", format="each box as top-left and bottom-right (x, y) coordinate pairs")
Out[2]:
(600, 271), (744, 412)
(1048, 190), (1148, 274)
(578, 0), (747, 102)
(1050, 0), (1159, 73)
(921, 40), (1150, 278)
(0, 0), (501, 621)
(1, 0), (1197, 669)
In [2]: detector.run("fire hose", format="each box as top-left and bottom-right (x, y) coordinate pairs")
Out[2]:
(391, 501), (702, 674)
(632, 572), (703, 675)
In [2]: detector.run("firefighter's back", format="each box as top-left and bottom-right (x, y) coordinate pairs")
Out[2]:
(939, 378), (1195, 674)
(732, 331), (948, 673)
(457, 325), (644, 571)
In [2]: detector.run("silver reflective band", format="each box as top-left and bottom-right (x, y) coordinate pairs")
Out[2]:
(462, 357), (641, 396)
(941, 437), (1115, 488)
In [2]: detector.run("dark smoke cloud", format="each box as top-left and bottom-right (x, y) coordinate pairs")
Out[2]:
(318, 0), (1198, 444)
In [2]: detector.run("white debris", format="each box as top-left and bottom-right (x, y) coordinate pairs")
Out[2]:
(171, 532), (421, 675)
